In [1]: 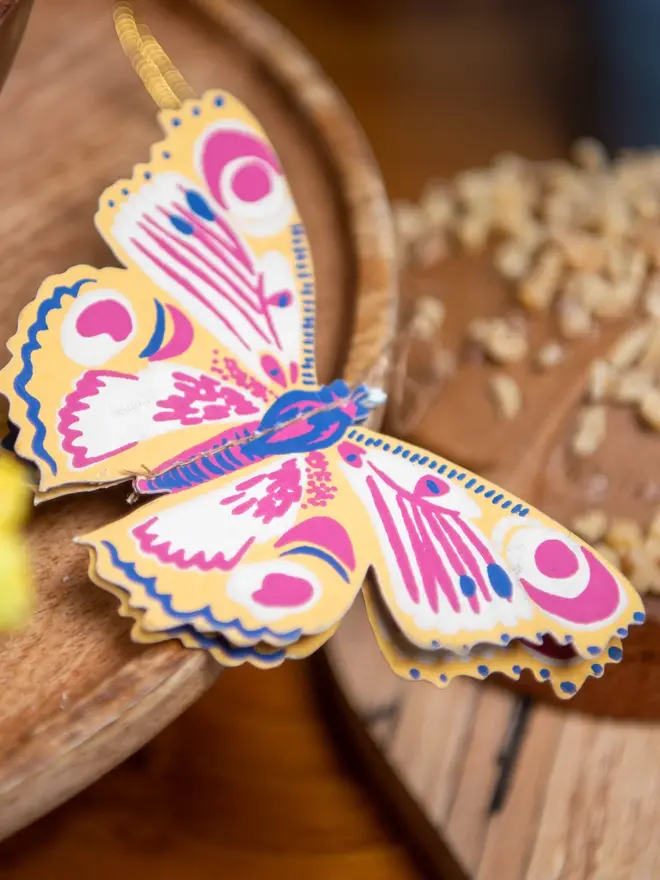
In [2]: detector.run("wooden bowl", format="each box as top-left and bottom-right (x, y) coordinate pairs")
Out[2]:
(0, 0), (396, 841)
(0, 0), (32, 93)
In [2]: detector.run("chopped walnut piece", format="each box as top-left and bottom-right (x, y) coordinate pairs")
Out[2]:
(454, 168), (492, 204)
(611, 368), (655, 405)
(639, 387), (660, 430)
(639, 321), (660, 370)
(407, 296), (445, 340)
(518, 247), (564, 312)
(607, 323), (653, 369)
(571, 405), (607, 457)
(593, 542), (622, 571)
(624, 546), (660, 594)
(605, 518), (645, 556)
(571, 509), (608, 544)
(467, 317), (528, 364)
(392, 199), (425, 242)
(494, 240), (532, 281)
(535, 340), (565, 370)
(644, 535), (660, 563)
(456, 212), (491, 252)
(564, 272), (612, 313)
(587, 359), (616, 402)
(644, 274), (660, 318)
(555, 232), (605, 273)
(558, 298), (592, 339)
(488, 373), (522, 420)
(413, 232), (449, 269)
(571, 137), (608, 172)
(649, 509), (660, 540)
(419, 181), (455, 230)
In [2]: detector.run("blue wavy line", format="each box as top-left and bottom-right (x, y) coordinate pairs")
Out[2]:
(13, 278), (94, 475)
(166, 624), (286, 665)
(139, 299), (166, 358)
(101, 540), (302, 645)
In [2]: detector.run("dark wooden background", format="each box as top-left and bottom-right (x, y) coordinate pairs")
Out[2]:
(0, 1), (577, 877)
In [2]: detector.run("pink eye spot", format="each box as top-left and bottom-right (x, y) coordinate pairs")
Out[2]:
(535, 539), (579, 578)
(232, 161), (271, 202)
(415, 476), (449, 497)
(75, 300), (133, 342)
(266, 290), (293, 308)
(337, 441), (365, 468)
(252, 572), (314, 608)
(260, 353), (287, 388)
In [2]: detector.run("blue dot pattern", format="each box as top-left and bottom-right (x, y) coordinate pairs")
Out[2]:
(477, 665), (489, 678)
(410, 668), (421, 680)
(560, 682), (577, 695)
(608, 646), (623, 662)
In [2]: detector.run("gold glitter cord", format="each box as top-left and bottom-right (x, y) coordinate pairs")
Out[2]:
(113, 2), (197, 109)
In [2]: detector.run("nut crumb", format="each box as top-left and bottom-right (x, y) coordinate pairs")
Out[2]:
(535, 340), (565, 370)
(593, 542), (621, 571)
(611, 368), (655, 405)
(639, 387), (660, 430)
(467, 317), (528, 364)
(607, 323), (653, 369)
(571, 137), (608, 172)
(571, 405), (607, 457)
(518, 247), (564, 312)
(488, 373), (522, 420)
(606, 518), (645, 555)
(587, 359), (615, 402)
(558, 298), (592, 339)
(571, 509), (608, 544)
(494, 240), (532, 281)
(407, 296), (445, 340)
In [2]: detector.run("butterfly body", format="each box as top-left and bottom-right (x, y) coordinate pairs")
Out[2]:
(0, 90), (645, 696)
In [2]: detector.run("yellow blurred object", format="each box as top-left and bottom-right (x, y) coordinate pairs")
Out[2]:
(0, 453), (32, 629)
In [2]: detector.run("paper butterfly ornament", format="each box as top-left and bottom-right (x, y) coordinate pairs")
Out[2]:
(0, 91), (646, 697)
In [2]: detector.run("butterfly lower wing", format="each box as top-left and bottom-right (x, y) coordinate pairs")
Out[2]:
(333, 429), (644, 687)
(78, 452), (371, 650)
(0, 90), (318, 495)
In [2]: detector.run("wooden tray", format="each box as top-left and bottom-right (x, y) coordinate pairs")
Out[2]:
(0, 0), (396, 841)
(0, 0), (32, 92)
(325, 601), (660, 879)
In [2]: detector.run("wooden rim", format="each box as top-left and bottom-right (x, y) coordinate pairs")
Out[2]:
(0, 0), (397, 839)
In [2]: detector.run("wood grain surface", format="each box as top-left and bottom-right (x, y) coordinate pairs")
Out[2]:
(0, 0), (395, 844)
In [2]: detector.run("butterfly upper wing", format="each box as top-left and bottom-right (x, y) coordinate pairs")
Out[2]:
(334, 428), (645, 672)
(0, 91), (317, 494)
(79, 451), (373, 648)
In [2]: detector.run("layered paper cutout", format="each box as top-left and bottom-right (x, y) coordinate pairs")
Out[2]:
(0, 91), (645, 697)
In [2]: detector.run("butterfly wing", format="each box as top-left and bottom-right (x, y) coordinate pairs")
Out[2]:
(362, 581), (625, 698)
(78, 450), (372, 652)
(0, 91), (316, 495)
(333, 428), (644, 693)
